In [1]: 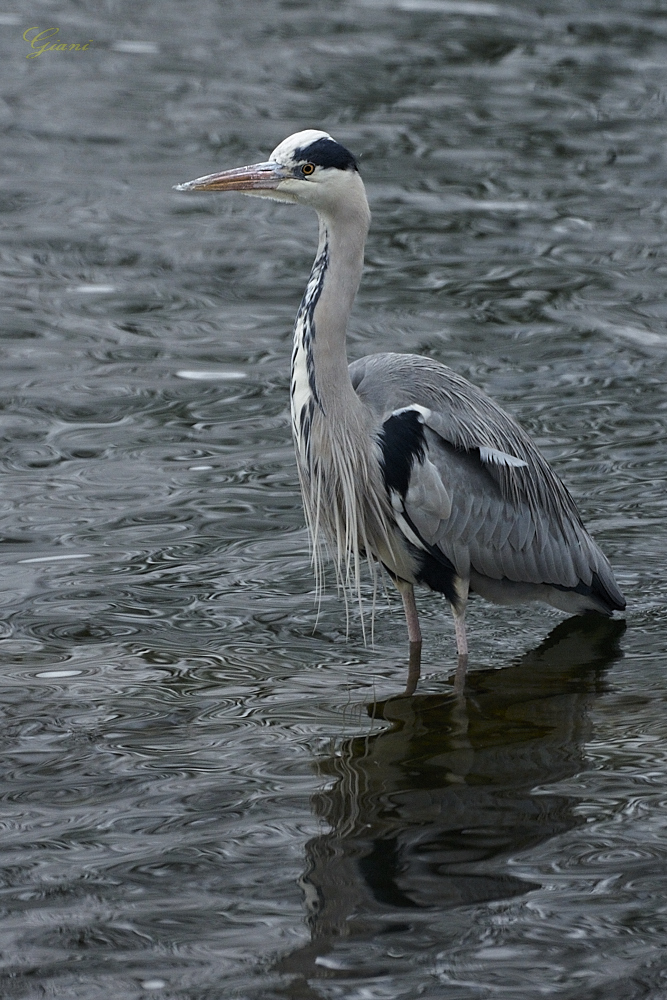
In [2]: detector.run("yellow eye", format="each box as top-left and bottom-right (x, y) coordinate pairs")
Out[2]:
(301, 162), (315, 176)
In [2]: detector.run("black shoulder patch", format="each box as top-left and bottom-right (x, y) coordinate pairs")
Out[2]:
(294, 137), (358, 171)
(380, 409), (426, 498)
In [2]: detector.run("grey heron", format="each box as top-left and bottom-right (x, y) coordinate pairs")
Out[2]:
(175, 129), (625, 676)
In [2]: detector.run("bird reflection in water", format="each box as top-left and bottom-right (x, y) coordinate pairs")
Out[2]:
(276, 616), (625, 988)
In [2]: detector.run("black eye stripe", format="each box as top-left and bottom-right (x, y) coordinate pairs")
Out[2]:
(293, 137), (358, 171)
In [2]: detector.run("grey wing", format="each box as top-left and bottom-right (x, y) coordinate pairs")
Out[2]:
(351, 352), (625, 612)
(418, 424), (598, 588)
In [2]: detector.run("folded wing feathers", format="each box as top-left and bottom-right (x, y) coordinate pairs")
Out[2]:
(403, 455), (452, 543)
(385, 400), (594, 591)
(353, 354), (617, 599)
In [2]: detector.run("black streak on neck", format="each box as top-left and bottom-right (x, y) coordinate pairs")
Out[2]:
(293, 239), (329, 414)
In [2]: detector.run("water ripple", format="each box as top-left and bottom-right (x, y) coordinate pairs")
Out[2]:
(1, 0), (666, 996)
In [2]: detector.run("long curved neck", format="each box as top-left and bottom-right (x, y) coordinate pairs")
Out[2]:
(291, 178), (370, 439)
(289, 178), (395, 603)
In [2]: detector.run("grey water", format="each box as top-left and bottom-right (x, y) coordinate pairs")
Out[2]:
(0, 0), (666, 996)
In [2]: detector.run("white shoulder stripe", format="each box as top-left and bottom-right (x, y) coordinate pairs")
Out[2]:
(391, 404), (432, 422)
(479, 446), (528, 469)
(389, 490), (427, 551)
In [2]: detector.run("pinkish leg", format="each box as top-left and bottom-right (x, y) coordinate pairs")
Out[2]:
(453, 609), (468, 658)
(451, 578), (469, 691)
(451, 577), (469, 656)
(404, 641), (422, 697)
(396, 580), (422, 694)
(397, 580), (422, 645)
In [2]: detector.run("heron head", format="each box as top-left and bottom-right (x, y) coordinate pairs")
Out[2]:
(174, 129), (364, 214)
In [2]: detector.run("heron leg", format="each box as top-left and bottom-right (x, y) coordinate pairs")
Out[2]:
(396, 580), (422, 645)
(404, 642), (422, 697)
(453, 610), (468, 658)
(451, 579), (469, 693)
(451, 577), (469, 657)
(396, 580), (422, 694)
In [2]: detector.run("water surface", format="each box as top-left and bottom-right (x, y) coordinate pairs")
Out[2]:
(1, 1), (666, 997)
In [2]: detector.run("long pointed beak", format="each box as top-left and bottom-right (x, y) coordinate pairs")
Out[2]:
(173, 160), (288, 193)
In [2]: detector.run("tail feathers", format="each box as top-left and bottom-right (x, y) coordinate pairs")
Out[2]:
(589, 570), (626, 615)
(558, 570), (626, 617)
